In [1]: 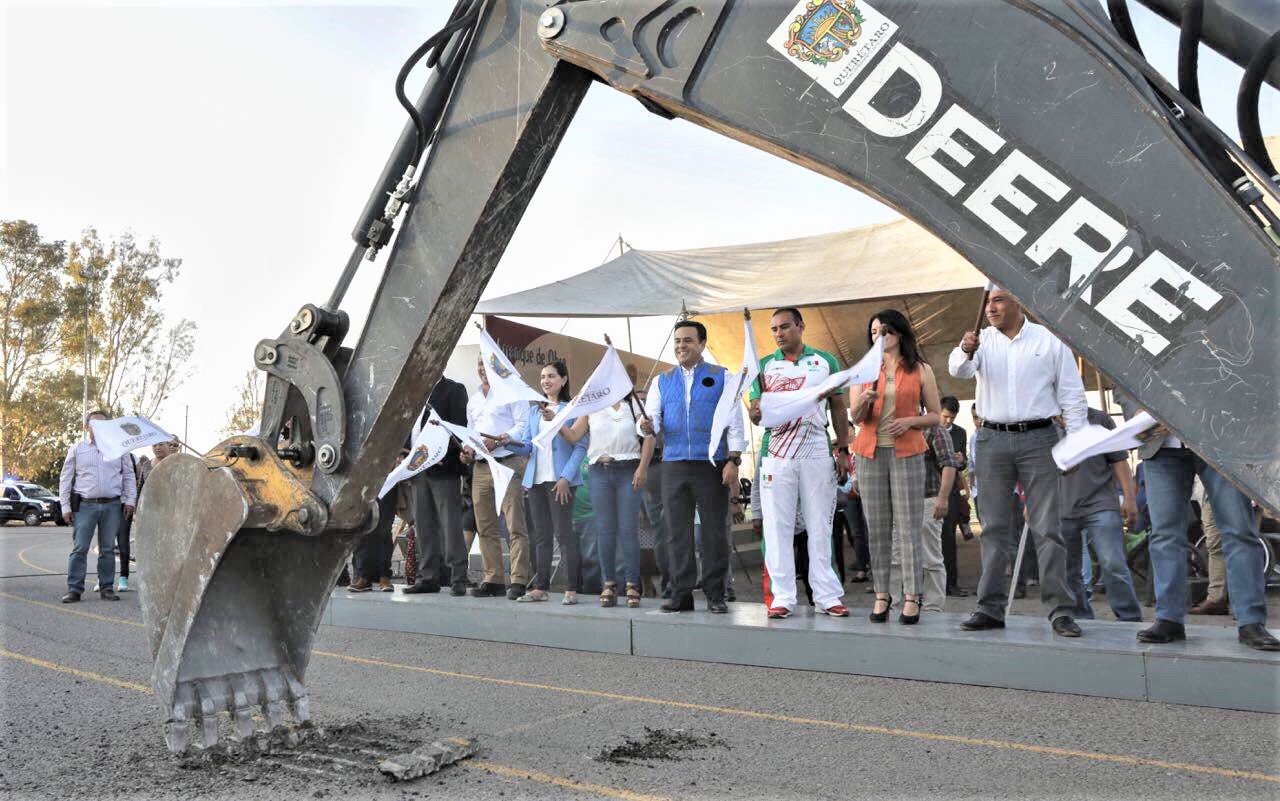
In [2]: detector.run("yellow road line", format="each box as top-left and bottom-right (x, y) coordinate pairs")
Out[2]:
(2, 587), (1276, 785)
(0, 647), (153, 694)
(16, 544), (57, 574)
(465, 760), (673, 801)
(0, 590), (145, 628)
(0, 646), (667, 801)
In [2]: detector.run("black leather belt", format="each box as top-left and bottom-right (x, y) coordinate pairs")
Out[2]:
(982, 419), (1053, 433)
(82, 496), (120, 504)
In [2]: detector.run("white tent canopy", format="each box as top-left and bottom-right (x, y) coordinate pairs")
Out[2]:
(478, 218), (987, 318)
(479, 218), (993, 398)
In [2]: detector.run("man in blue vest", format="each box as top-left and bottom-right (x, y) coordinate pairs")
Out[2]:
(640, 320), (745, 613)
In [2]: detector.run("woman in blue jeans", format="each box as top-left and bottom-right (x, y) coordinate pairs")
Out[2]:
(560, 392), (645, 607)
(510, 362), (588, 605)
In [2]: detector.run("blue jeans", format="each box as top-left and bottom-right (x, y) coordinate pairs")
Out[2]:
(67, 500), (122, 593)
(574, 516), (602, 594)
(588, 461), (641, 585)
(1143, 449), (1266, 626)
(1061, 510), (1142, 621)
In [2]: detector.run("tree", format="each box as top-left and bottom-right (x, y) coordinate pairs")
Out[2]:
(0, 221), (65, 479)
(222, 369), (263, 437)
(5, 370), (83, 486)
(62, 228), (197, 418)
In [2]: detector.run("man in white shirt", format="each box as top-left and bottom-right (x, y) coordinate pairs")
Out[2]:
(58, 410), (138, 603)
(639, 321), (745, 613)
(462, 359), (532, 600)
(949, 287), (1086, 637)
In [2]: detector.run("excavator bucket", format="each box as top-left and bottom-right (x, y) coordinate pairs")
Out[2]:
(136, 438), (358, 753)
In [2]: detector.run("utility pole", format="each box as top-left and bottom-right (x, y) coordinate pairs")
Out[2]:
(80, 267), (102, 416)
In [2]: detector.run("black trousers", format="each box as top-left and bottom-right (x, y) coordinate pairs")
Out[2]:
(353, 493), (396, 581)
(527, 482), (580, 591)
(843, 495), (870, 573)
(410, 472), (467, 585)
(662, 460), (729, 601)
(941, 489), (967, 590)
(117, 516), (133, 578)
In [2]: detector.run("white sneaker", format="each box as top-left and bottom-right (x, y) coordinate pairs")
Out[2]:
(92, 581), (101, 592)
(117, 577), (129, 592)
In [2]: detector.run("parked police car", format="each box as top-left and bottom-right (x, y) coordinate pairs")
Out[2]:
(1, 481), (62, 526)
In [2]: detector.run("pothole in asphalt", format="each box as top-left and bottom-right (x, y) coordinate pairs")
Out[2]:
(594, 727), (728, 765)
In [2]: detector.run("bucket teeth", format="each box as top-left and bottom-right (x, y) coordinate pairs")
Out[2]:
(163, 667), (311, 754)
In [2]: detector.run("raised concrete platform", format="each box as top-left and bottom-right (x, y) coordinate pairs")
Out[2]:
(326, 593), (1280, 714)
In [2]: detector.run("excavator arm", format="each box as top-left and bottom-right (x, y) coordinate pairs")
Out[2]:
(136, 0), (1280, 752)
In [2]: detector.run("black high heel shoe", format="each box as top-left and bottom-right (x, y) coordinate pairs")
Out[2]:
(899, 596), (921, 625)
(869, 595), (892, 623)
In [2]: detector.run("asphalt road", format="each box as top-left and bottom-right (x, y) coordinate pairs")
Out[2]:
(1, 524), (1277, 801)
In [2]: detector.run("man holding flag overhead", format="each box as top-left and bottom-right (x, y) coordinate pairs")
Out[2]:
(748, 308), (851, 619)
(640, 320), (744, 614)
(59, 411), (140, 603)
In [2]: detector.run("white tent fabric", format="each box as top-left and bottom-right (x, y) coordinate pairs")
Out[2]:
(477, 218), (986, 318)
(478, 218), (994, 398)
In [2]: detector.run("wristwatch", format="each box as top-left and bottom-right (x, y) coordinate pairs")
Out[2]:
(729, 456), (742, 466)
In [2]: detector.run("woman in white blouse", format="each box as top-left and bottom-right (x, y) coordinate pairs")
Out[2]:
(560, 390), (646, 607)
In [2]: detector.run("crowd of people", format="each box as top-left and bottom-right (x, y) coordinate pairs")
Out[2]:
(52, 289), (1278, 654)
(347, 290), (1277, 653)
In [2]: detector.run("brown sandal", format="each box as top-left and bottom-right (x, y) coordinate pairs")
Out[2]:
(600, 582), (617, 608)
(625, 582), (641, 608)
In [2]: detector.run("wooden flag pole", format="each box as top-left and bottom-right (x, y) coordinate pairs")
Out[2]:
(967, 285), (992, 361)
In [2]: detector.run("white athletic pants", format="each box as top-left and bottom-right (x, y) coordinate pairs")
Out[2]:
(760, 456), (843, 610)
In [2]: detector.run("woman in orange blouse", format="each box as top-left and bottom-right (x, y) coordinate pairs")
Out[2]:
(849, 310), (941, 624)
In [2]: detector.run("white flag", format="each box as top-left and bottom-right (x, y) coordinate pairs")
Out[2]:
(377, 411), (452, 499)
(708, 316), (760, 463)
(90, 415), (177, 461)
(1053, 411), (1157, 471)
(478, 326), (544, 407)
(436, 417), (515, 516)
(532, 344), (633, 447)
(759, 337), (884, 429)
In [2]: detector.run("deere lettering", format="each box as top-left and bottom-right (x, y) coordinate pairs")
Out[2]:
(770, 11), (1224, 359)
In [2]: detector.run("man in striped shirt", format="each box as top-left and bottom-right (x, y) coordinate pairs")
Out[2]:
(748, 308), (850, 619)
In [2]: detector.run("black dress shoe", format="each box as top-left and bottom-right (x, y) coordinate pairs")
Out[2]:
(470, 582), (505, 598)
(61, 591), (81, 604)
(660, 594), (694, 613)
(960, 612), (1005, 631)
(402, 580), (440, 594)
(1238, 623), (1280, 651)
(1051, 615), (1082, 637)
(724, 589), (736, 603)
(100, 589), (121, 601)
(1136, 619), (1186, 644)
(450, 581), (467, 597)
(506, 583), (527, 601)
(707, 598), (728, 614)
(946, 587), (969, 598)
(869, 596), (892, 623)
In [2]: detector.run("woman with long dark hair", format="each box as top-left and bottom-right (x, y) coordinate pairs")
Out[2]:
(849, 309), (942, 624)
(510, 361), (589, 604)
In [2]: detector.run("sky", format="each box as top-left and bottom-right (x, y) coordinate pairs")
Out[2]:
(2, 0), (1276, 450)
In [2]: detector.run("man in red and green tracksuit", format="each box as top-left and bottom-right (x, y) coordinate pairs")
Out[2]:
(748, 307), (851, 619)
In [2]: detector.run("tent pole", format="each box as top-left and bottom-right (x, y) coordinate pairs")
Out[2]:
(626, 316), (633, 354)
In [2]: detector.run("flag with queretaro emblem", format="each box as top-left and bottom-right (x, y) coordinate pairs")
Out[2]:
(90, 415), (176, 461)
